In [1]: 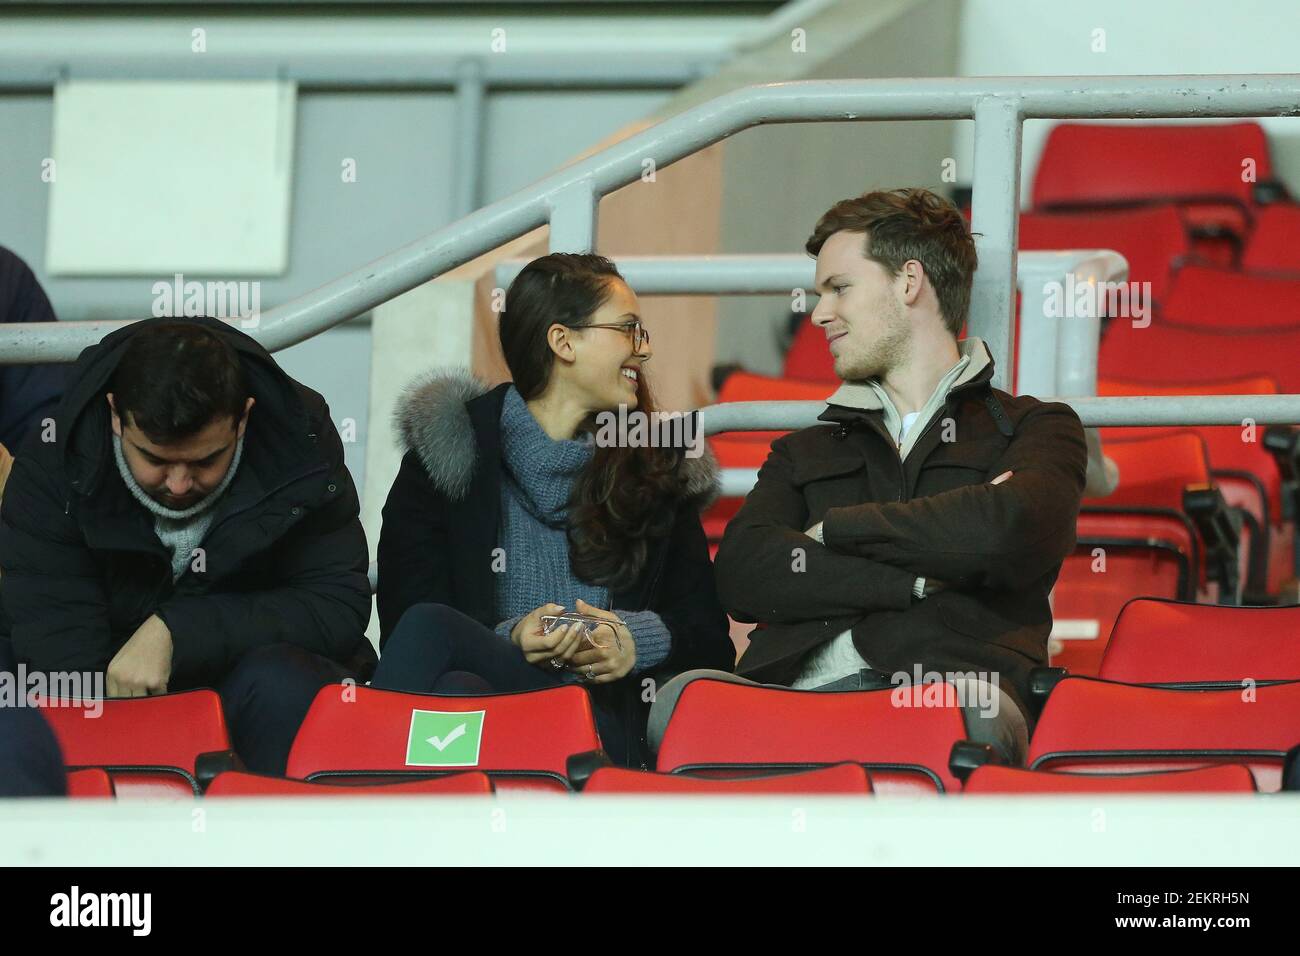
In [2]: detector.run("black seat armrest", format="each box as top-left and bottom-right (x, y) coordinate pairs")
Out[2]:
(1183, 484), (1242, 603)
(1028, 666), (1068, 717)
(195, 750), (243, 791)
(949, 740), (1002, 785)
(565, 749), (613, 791)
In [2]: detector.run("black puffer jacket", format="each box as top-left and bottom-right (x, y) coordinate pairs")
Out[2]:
(0, 316), (376, 685)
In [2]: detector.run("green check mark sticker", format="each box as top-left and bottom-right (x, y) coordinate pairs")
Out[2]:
(405, 710), (486, 767)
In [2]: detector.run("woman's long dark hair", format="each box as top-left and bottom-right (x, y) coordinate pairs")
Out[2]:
(500, 253), (686, 591)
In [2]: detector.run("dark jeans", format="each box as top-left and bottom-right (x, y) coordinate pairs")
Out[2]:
(373, 603), (630, 764)
(0, 637), (67, 796)
(0, 706), (68, 797)
(209, 643), (358, 776)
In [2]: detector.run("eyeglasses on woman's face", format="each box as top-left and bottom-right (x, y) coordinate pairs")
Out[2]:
(575, 320), (650, 353)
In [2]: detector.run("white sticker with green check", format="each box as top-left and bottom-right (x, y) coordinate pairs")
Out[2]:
(405, 709), (486, 767)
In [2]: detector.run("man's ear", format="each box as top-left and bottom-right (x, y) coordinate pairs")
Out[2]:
(106, 392), (123, 438)
(546, 323), (576, 364)
(236, 396), (255, 439)
(901, 260), (926, 307)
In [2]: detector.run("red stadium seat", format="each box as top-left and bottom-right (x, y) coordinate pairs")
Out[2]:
(1097, 331), (1300, 594)
(1099, 319), (1300, 395)
(783, 317), (838, 383)
(1027, 677), (1300, 791)
(1052, 432), (1221, 675)
(206, 770), (494, 797)
(584, 763), (872, 795)
(1018, 205), (1189, 306)
(1099, 598), (1300, 685)
(655, 678), (971, 794)
(1098, 376), (1284, 521)
(1165, 264), (1300, 329)
(38, 690), (233, 798)
(963, 763), (1257, 794)
(1085, 431), (1212, 514)
(65, 768), (116, 798)
(1031, 122), (1270, 253)
(1242, 204), (1300, 273)
(704, 371), (833, 545)
(1052, 511), (1196, 676)
(708, 370), (832, 472)
(285, 684), (603, 793)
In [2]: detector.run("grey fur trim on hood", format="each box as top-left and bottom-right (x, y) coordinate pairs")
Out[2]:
(393, 368), (491, 502)
(678, 442), (722, 512)
(393, 368), (722, 510)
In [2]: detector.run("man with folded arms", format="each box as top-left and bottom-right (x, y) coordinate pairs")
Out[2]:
(649, 188), (1087, 763)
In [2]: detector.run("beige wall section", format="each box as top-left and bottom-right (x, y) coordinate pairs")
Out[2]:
(709, 0), (964, 375)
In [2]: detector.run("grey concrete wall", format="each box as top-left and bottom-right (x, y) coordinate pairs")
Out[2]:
(0, 86), (673, 495)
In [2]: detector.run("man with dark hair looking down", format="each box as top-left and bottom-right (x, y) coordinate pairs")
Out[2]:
(0, 317), (374, 774)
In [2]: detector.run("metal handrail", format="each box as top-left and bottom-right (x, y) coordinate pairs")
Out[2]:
(700, 395), (1300, 435)
(8, 72), (1300, 383)
(498, 249), (1126, 399)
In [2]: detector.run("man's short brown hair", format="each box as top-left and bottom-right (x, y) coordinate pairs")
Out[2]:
(806, 188), (978, 337)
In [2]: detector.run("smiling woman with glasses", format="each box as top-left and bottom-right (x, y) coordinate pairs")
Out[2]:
(371, 253), (735, 766)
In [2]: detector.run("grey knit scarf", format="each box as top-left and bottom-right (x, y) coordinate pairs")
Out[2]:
(494, 385), (608, 619)
(112, 431), (245, 582)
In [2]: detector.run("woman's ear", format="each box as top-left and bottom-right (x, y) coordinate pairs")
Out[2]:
(546, 323), (576, 364)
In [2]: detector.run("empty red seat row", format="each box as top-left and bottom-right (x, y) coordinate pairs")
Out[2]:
(964, 763), (1258, 794)
(1052, 430), (1240, 674)
(1165, 264), (1300, 330)
(207, 770), (494, 797)
(1098, 376), (1293, 598)
(657, 676), (1298, 793)
(1099, 298), (1300, 395)
(35, 597), (1300, 798)
(1031, 121), (1275, 264)
(1033, 122), (1271, 216)
(584, 763), (873, 795)
(1028, 677), (1300, 792)
(1099, 597), (1300, 685)
(1018, 205), (1190, 306)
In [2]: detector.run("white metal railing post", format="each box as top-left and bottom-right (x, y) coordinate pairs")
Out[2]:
(1057, 254), (1126, 398)
(548, 180), (599, 253)
(1014, 250), (1127, 397)
(451, 58), (487, 220)
(968, 95), (1024, 393)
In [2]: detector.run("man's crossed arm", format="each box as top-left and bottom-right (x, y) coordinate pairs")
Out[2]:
(713, 401), (1088, 623)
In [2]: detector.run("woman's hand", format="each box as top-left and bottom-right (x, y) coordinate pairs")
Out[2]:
(565, 598), (636, 684)
(512, 603), (588, 670)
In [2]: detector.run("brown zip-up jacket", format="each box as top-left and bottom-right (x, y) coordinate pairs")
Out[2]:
(714, 340), (1088, 715)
